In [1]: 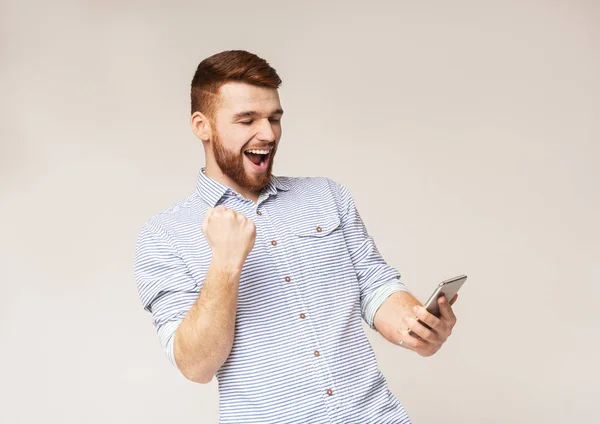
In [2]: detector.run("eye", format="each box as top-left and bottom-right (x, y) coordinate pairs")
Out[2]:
(240, 120), (253, 125)
(269, 118), (281, 123)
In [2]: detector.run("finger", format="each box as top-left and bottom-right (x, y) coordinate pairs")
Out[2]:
(202, 208), (213, 233)
(449, 293), (458, 306)
(438, 295), (457, 323)
(397, 328), (423, 351)
(402, 315), (438, 343)
(214, 205), (227, 215)
(412, 305), (441, 330)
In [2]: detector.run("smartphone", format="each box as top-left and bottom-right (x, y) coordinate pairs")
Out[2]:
(408, 274), (467, 338)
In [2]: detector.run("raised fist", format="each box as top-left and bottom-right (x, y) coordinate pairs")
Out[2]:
(201, 205), (256, 270)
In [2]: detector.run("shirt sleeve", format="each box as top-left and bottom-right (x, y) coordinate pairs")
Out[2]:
(157, 318), (183, 368)
(134, 223), (200, 367)
(335, 182), (410, 329)
(361, 279), (408, 330)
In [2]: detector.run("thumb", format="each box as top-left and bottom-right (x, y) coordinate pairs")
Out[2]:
(201, 208), (213, 235)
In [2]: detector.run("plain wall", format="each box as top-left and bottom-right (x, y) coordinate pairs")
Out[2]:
(1, 0), (599, 422)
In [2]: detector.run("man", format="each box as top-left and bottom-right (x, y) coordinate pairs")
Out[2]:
(134, 50), (458, 423)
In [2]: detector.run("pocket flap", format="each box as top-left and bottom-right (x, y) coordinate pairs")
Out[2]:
(292, 214), (341, 237)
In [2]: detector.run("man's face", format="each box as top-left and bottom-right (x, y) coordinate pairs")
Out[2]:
(209, 82), (283, 193)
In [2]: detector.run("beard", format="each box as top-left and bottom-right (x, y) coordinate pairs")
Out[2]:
(212, 132), (276, 193)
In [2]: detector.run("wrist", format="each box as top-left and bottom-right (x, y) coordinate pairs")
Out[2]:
(211, 252), (245, 277)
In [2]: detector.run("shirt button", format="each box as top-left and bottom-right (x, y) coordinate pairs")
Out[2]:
(285, 276), (291, 282)
(256, 210), (262, 216)
(316, 226), (323, 233)
(300, 313), (306, 319)
(271, 240), (277, 246)
(314, 350), (320, 357)
(327, 389), (333, 396)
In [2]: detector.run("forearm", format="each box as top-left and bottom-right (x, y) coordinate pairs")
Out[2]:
(173, 258), (241, 383)
(373, 290), (422, 345)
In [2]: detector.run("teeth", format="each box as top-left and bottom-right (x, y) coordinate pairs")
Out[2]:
(245, 149), (270, 154)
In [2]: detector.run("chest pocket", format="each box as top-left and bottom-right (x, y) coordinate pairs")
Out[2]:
(289, 214), (350, 269)
(293, 214), (341, 238)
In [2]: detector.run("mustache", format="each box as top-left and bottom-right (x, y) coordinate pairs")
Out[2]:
(243, 142), (276, 151)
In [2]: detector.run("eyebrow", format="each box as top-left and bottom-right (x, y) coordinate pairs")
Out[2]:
(232, 109), (284, 120)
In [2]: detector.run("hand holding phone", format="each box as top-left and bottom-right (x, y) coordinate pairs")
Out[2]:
(408, 274), (466, 339)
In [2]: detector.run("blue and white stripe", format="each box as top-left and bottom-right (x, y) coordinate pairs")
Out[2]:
(134, 168), (411, 423)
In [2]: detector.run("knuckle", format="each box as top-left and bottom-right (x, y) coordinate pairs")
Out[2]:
(246, 222), (256, 236)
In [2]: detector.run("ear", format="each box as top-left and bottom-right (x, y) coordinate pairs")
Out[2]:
(191, 111), (213, 142)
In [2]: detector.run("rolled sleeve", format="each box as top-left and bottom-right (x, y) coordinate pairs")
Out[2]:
(157, 318), (183, 367)
(361, 279), (408, 330)
(134, 223), (199, 366)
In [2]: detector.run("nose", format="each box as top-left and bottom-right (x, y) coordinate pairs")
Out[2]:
(256, 118), (276, 142)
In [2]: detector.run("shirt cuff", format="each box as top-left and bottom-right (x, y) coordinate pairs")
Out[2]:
(157, 319), (183, 368)
(362, 279), (409, 330)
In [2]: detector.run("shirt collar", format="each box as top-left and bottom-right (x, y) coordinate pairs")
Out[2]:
(196, 167), (290, 207)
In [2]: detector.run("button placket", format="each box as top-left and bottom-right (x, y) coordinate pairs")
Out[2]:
(263, 208), (340, 411)
(298, 312), (339, 409)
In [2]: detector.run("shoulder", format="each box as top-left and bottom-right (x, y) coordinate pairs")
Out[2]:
(272, 174), (353, 215)
(136, 191), (207, 245)
(275, 175), (347, 197)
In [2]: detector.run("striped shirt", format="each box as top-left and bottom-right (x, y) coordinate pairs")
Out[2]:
(134, 168), (412, 423)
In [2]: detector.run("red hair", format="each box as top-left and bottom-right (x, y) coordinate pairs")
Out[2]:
(190, 50), (282, 119)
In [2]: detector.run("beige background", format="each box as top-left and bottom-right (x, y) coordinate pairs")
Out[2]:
(1, 0), (599, 422)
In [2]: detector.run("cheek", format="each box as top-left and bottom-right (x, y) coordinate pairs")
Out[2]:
(219, 130), (250, 153)
(232, 128), (255, 148)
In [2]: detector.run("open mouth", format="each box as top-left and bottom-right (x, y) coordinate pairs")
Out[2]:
(243, 148), (271, 172)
